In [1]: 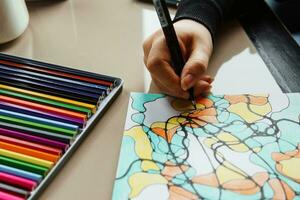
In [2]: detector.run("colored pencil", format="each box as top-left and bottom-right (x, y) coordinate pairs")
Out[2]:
(0, 90), (92, 117)
(0, 156), (48, 176)
(0, 101), (85, 128)
(0, 114), (78, 136)
(0, 135), (62, 156)
(0, 94), (88, 121)
(0, 109), (79, 133)
(0, 122), (73, 144)
(0, 63), (112, 90)
(0, 164), (42, 182)
(0, 59), (114, 86)
(0, 183), (29, 198)
(0, 73), (105, 99)
(0, 149), (53, 168)
(0, 190), (25, 200)
(0, 141), (60, 162)
(0, 127), (69, 150)
(0, 84), (96, 113)
(0, 78), (100, 104)
(0, 67), (110, 94)
(0, 172), (37, 190)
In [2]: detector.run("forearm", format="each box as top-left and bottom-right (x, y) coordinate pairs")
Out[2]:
(174, 0), (249, 41)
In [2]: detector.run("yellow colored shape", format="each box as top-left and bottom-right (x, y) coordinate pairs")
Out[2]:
(280, 158), (300, 181)
(229, 143), (249, 152)
(125, 126), (153, 160)
(151, 122), (178, 130)
(141, 160), (160, 171)
(128, 172), (167, 198)
(169, 117), (186, 125)
(204, 137), (218, 148)
(151, 122), (166, 128)
(227, 103), (267, 123)
(217, 132), (239, 142)
(252, 147), (261, 153)
(216, 161), (246, 184)
(249, 104), (271, 116)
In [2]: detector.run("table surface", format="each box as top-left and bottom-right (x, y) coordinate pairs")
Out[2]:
(0, 0), (283, 199)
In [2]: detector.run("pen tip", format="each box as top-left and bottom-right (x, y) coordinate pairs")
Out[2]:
(192, 100), (196, 109)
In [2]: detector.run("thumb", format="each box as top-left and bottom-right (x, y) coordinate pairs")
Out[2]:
(180, 48), (210, 91)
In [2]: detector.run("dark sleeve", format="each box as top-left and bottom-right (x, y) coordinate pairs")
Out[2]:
(173, 0), (237, 41)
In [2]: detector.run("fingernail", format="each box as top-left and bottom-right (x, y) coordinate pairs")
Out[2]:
(181, 74), (194, 91)
(208, 77), (214, 84)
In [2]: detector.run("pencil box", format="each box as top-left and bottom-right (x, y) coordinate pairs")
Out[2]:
(0, 53), (123, 200)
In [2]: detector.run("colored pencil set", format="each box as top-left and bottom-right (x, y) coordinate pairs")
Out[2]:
(0, 53), (123, 200)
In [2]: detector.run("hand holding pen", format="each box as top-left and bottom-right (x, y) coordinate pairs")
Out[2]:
(143, 0), (214, 100)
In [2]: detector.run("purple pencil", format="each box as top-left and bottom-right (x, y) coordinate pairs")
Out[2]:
(0, 127), (69, 151)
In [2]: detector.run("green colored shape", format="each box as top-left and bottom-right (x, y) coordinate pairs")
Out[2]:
(131, 92), (164, 112)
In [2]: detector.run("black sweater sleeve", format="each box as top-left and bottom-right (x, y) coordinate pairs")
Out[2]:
(173, 0), (238, 41)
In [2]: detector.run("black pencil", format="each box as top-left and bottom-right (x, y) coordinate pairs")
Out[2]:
(152, 0), (196, 108)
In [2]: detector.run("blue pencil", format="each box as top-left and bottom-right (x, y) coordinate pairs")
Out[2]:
(0, 109), (79, 133)
(0, 73), (104, 100)
(0, 101), (85, 128)
(0, 68), (109, 95)
(0, 164), (42, 182)
(0, 64), (110, 90)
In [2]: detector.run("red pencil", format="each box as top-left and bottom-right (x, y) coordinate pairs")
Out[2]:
(0, 191), (25, 200)
(0, 95), (87, 122)
(0, 172), (37, 191)
(0, 135), (62, 156)
(0, 60), (113, 86)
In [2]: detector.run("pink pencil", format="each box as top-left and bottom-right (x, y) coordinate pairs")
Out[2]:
(0, 172), (37, 191)
(0, 191), (24, 200)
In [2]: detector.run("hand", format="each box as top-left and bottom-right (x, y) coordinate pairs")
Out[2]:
(143, 19), (213, 99)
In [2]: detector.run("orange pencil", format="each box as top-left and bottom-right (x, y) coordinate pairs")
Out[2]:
(0, 141), (60, 163)
(0, 95), (87, 122)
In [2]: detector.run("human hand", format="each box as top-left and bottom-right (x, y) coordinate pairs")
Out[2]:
(143, 19), (213, 99)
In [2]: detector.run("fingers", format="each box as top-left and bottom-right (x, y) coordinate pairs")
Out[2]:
(181, 49), (210, 91)
(193, 80), (212, 97)
(152, 76), (189, 99)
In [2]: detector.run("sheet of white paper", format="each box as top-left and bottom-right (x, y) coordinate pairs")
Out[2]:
(113, 92), (300, 200)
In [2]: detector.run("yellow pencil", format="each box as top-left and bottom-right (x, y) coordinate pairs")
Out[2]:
(0, 84), (96, 113)
(0, 148), (53, 168)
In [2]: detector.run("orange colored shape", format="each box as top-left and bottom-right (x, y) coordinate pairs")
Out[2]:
(189, 108), (216, 118)
(162, 164), (189, 180)
(222, 179), (260, 195)
(224, 95), (247, 104)
(0, 141), (59, 163)
(169, 186), (198, 200)
(281, 180), (296, 200)
(252, 172), (269, 187)
(197, 116), (218, 124)
(151, 127), (175, 143)
(225, 95), (268, 106)
(196, 98), (213, 108)
(269, 179), (295, 200)
(272, 152), (290, 161)
(192, 173), (219, 187)
(249, 96), (268, 106)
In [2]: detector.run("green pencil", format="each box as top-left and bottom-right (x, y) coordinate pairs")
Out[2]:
(0, 89), (92, 117)
(0, 115), (77, 136)
(0, 156), (48, 176)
